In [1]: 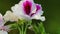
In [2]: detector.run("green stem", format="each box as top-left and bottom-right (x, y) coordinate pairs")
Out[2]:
(33, 22), (46, 34)
(22, 25), (24, 34)
(19, 27), (21, 34)
(18, 24), (27, 34)
(39, 22), (46, 34)
(24, 24), (28, 34)
(17, 20), (31, 34)
(16, 22), (21, 34)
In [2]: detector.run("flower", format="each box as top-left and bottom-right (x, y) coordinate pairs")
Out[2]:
(11, 0), (45, 21)
(0, 13), (9, 34)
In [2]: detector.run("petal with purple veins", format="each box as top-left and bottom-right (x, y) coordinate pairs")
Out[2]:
(23, 1), (32, 15)
(23, 0), (36, 15)
(36, 4), (42, 11)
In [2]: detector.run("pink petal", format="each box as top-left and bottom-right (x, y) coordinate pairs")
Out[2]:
(0, 26), (10, 31)
(0, 30), (8, 34)
(30, 4), (42, 17)
(31, 4), (44, 20)
(35, 4), (43, 15)
(0, 26), (5, 30)
(23, 0), (36, 16)
(23, 1), (32, 15)
(36, 4), (42, 12)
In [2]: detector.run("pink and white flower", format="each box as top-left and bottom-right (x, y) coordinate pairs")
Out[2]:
(10, 0), (45, 21)
(0, 13), (9, 34)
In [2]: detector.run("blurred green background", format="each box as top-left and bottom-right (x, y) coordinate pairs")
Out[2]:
(0, 0), (60, 34)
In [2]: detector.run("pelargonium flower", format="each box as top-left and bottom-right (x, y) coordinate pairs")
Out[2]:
(0, 13), (9, 34)
(11, 0), (45, 21)
(3, 0), (45, 21)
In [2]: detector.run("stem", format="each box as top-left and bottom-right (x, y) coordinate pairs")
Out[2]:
(18, 27), (21, 34)
(16, 22), (21, 34)
(18, 24), (27, 34)
(24, 24), (28, 34)
(39, 22), (46, 34)
(33, 22), (46, 34)
(17, 20), (31, 34)
(22, 25), (24, 34)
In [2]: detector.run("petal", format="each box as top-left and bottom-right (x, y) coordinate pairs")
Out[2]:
(23, 1), (32, 15)
(35, 4), (43, 15)
(11, 4), (31, 20)
(3, 26), (10, 32)
(21, 0), (36, 13)
(40, 16), (45, 21)
(3, 11), (18, 22)
(0, 13), (4, 27)
(0, 25), (10, 32)
(31, 13), (40, 19)
(11, 4), (25, 16)
(30, 4), (43, 17)
(14, 14), (31, 21)
(33, 4), (44, 20)
(19, 0), (36, 15)
(0, 30), (8, 34)
(11, 0), (36, 20)
(31, 13), (45, 21)
(0, 13), (3, 22)
(36, 4), (42, 11)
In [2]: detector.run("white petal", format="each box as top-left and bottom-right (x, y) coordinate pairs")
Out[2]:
(11, 2), (25, 16)
(31, 12), (45, 21)
(0, 30), (8, 34)
(0, 13), (2, 18)
(11, 2), (31, 20)
(3, 11), (18, 22)
(0, 13), (4, 27)
(12, 0), (36, 15)
(30, 1), (36, 14)
(31, 13), (40, 19)
(16, 14), (31, 21)
(38, 10), (43, 15)
(11, 4), (31, 20)
(40, 16), (45, 21)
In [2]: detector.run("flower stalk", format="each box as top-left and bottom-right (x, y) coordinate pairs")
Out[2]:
(17, 20), (29, 34)
(18, 23), (28, 34)
(32, 22), (46, 34)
